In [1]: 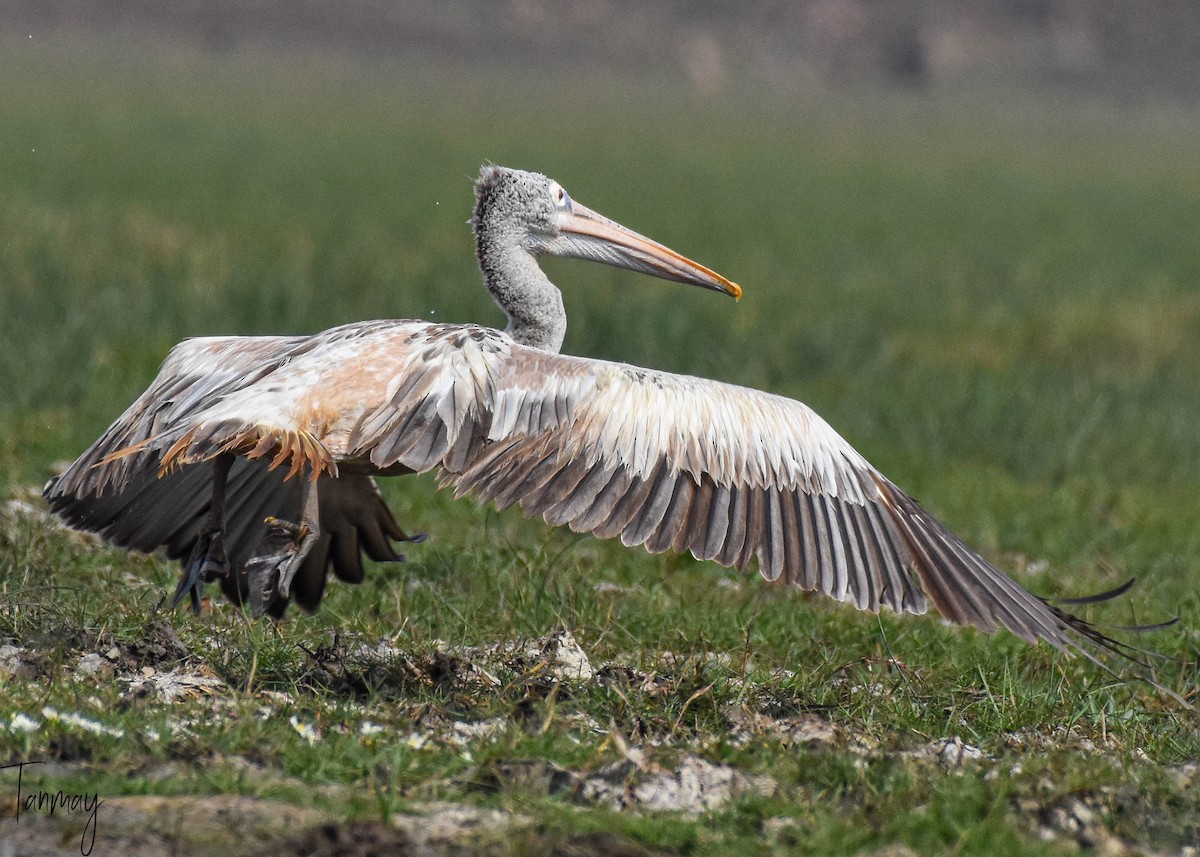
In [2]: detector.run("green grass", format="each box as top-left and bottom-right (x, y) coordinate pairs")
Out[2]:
(2, 33), (1199, 856)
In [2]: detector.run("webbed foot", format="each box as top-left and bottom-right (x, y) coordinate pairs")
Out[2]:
(168, 525), (229, 614)
(246, 517), (315, 617)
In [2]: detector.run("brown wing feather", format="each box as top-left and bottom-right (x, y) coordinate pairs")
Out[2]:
(45, 325), (423, 615)
(47, 335), (305, 501)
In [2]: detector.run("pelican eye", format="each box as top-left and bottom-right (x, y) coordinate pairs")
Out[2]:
(550, 182), (570, 209)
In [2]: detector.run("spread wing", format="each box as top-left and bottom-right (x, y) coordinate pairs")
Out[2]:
(428, 345), (1153, 666)
(48, 333), (307, 498)
(44, 327), (412, 614)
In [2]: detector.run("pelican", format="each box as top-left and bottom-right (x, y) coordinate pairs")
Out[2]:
(45, 164), (1159, 671)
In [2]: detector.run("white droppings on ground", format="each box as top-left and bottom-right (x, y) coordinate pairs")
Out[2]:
(351, 638), (405, 661)
(845, 681), (888, 698)
(580, 749), (775, 815)
(912, 736), (986, 768)
(123, 668), (226, 702)
(725, 705), (840, 749)
(444, 630), (598, 683)
(540, 629), (595, 681)
(1033, 794), (1135, 856)
(2, 497), (52, 522)
(398, 716), (506, 753)
(1003, 725), (1122, 756)
(0, 644), (36, 679)
(562, 711), (606, 737)
(403, 732), (431, 750)
(447, 716), (506, 746)
(74, 652), (111, 678)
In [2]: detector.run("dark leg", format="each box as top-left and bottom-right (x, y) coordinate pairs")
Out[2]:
(245, 477), (320, 617)
(169, 454), (233, 614)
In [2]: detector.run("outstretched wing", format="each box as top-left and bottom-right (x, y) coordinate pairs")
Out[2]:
(423, 345), (1153, 665)
(47, 334), (305, 500)
(44, 328), (413, 614)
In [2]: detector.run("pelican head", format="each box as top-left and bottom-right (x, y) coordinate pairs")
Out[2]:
(471, 164), (740, 352)
(472, 165), (741, 299)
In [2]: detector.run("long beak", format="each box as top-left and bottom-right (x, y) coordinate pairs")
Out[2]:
(544, 201), (741, 300)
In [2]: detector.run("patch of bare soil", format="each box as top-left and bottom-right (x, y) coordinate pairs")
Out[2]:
(389, 802), (529, 853)
(271, 820), (669, 857)
(543, 831), (674, 856)
(1, 795), (325, 857)
(5, 620), (196, 689)
(274, 820), (417, 857)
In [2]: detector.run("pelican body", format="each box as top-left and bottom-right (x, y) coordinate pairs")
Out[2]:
(45, 165), (1150, 669)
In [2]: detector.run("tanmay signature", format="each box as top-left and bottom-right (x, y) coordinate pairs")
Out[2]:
(2, 760), (102, 856)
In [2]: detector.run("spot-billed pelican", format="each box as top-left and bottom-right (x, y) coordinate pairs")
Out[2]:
(44, 165), (1165, 674)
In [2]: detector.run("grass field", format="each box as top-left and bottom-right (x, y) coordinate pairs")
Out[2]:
(2, 33), (1199, 856)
